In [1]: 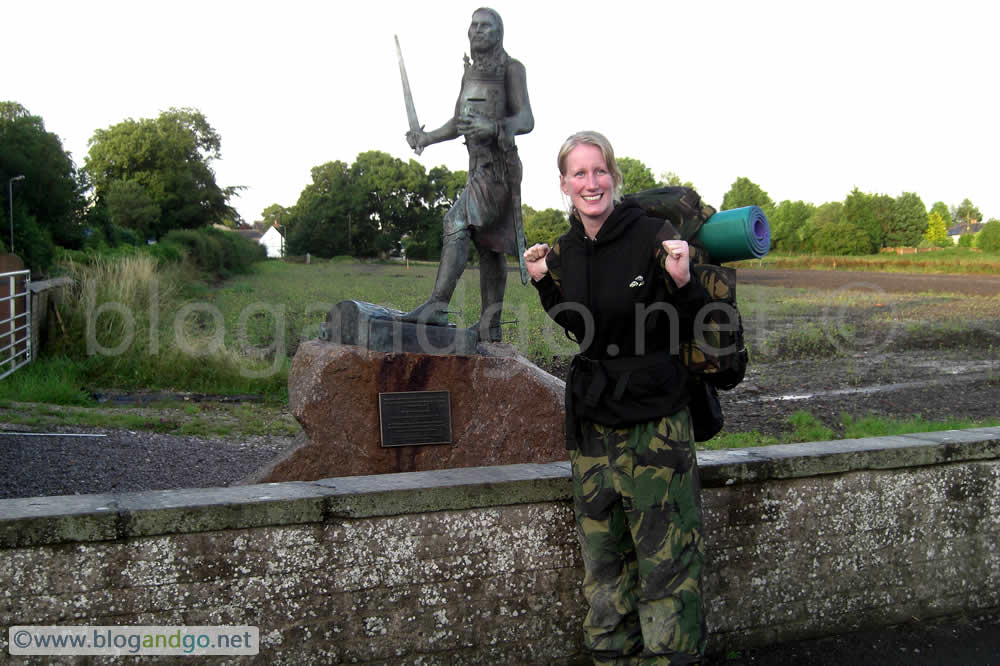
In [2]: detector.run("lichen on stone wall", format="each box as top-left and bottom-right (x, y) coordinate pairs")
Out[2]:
(2, 433), (999, 662)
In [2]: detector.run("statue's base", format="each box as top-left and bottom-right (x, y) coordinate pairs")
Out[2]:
(319, 300), (479, 355)
(254, 340), (567, 481)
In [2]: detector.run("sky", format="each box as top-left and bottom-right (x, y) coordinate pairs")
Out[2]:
(8, 0), (999, 227)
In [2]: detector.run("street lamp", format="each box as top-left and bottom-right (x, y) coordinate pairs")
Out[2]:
(7, 175), (25, 255)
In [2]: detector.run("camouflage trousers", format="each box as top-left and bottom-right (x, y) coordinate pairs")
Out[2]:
(570, 409), (706, 665)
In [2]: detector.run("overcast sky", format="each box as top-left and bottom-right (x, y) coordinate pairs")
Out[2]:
(8, 0), (998, 226)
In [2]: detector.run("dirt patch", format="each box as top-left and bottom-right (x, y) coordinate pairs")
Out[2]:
(535, 268), (1000, 442)
(721, 354), (998, 440)
(736, 267), (1000, 296)
(729, 269), (999, 438)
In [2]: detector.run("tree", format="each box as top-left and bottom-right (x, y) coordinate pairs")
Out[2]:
(805, 195), (881, 255)
(721, 177), (774, 213)
(617, 156), (658, 195)
(923, 211), (951, 247)
(285, 160), (362, 257)
(977, 219), (1000, 253)
(813, 221), (874, 255)
(660, 171), (696, 191)
(954, 198), (982, 233)
(522, 205), (568, 248)
(930, 201), (951, 227)
(285, 152), (454, 259)
(871, 193), (895, 245)
(799, 201), (844, 252)
(807, 200), (873, 255)
(427, 165), (466, 210)
(404, 165), (467, 260)
(105, 180), (161, 240)
(887, 192), (927, 247)
(84, 107), (239, 238)
(769, 200), (815, 252)
(842, 188), (880, 252)
(255, 204), (290, 232)
(0, 101), (30, 123)
(0, 101), (87, 268)
(218, 210), (244, 229)
(350, 151), (436, 258)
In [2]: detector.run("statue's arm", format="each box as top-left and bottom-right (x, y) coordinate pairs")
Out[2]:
(423, 109), (461, 145)
(406, 88), (462, 153)
(503, 59), (534, 140)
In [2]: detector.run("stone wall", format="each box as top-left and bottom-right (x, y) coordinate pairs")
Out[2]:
(1, 427), (999, 664)
(699, 431), (1000, 648)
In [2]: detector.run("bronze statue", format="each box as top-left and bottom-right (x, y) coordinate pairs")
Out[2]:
(399, 7), (534, 342)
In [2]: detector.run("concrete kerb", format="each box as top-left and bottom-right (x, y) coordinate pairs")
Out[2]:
(1, 428), (998, 550)
(314, 460), (574, 518)
(696, 426), (1000, 486)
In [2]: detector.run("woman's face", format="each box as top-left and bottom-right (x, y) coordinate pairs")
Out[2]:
(561, 143), (616, 226)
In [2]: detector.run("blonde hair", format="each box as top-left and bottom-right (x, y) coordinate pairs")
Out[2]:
(556, 130), (624, 202)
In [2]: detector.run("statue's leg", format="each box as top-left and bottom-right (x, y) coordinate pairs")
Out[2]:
(401, 229), (471, 325)
(477, 247), (507, 342)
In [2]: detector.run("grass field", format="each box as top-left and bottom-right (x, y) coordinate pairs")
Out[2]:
(701, 410), (998, 451)
(734, 247), (999, 274)
(210, 259), (582, 362)
(3, 255), (995, 445)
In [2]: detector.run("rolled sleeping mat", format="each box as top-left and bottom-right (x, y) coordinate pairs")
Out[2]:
(695, 205), (771, 263)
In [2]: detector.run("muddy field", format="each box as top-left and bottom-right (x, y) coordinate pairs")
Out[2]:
(539, 267), (999, 441)
(723, 270), (1000, 432)
(736, 267), (1000, 296)
(688, 269), (998, 440)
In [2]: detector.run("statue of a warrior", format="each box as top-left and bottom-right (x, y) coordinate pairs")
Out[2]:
(402, 7), (534, 342)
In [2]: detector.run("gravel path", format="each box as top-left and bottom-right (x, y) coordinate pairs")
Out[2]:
(0, 427), (297, 499)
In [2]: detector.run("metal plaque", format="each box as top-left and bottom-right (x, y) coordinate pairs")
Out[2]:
(378, 391), (452, 447)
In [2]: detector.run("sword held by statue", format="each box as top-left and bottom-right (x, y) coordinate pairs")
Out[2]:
(394, 35), (425, 156)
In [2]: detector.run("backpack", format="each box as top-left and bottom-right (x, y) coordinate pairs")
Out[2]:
(626, 186), (749, 441)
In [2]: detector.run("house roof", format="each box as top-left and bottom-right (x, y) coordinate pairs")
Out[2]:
(948, 222), (985, 235)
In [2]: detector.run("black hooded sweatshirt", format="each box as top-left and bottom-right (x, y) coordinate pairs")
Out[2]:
(532, 200), (709, 448)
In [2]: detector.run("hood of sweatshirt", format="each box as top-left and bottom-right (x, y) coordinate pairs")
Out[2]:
(567, 200), (647, 247)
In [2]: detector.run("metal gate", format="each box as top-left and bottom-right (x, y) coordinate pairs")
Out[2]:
(0, 269), (31, 380)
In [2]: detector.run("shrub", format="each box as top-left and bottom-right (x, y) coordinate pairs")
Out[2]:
(45, 253), (287, 398)
(162, 229), (216, 270)
(146, 240), (184, 264)
(111, 225), (142, 247)
(49, 253), (175, 359)
(53, 240), (184, 271)
(11, 209), (56, 273)
(160, 227), (264, 276)
(812, 221), (874, 255)
(401, 226), (442, 261)
(977, 220), (1000, 253)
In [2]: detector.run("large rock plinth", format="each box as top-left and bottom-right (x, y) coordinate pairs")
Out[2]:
(260, 340), (567, 480)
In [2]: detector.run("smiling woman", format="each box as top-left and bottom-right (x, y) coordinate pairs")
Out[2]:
(524, 130), (712, 663)
(559, 142), (618, 237)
